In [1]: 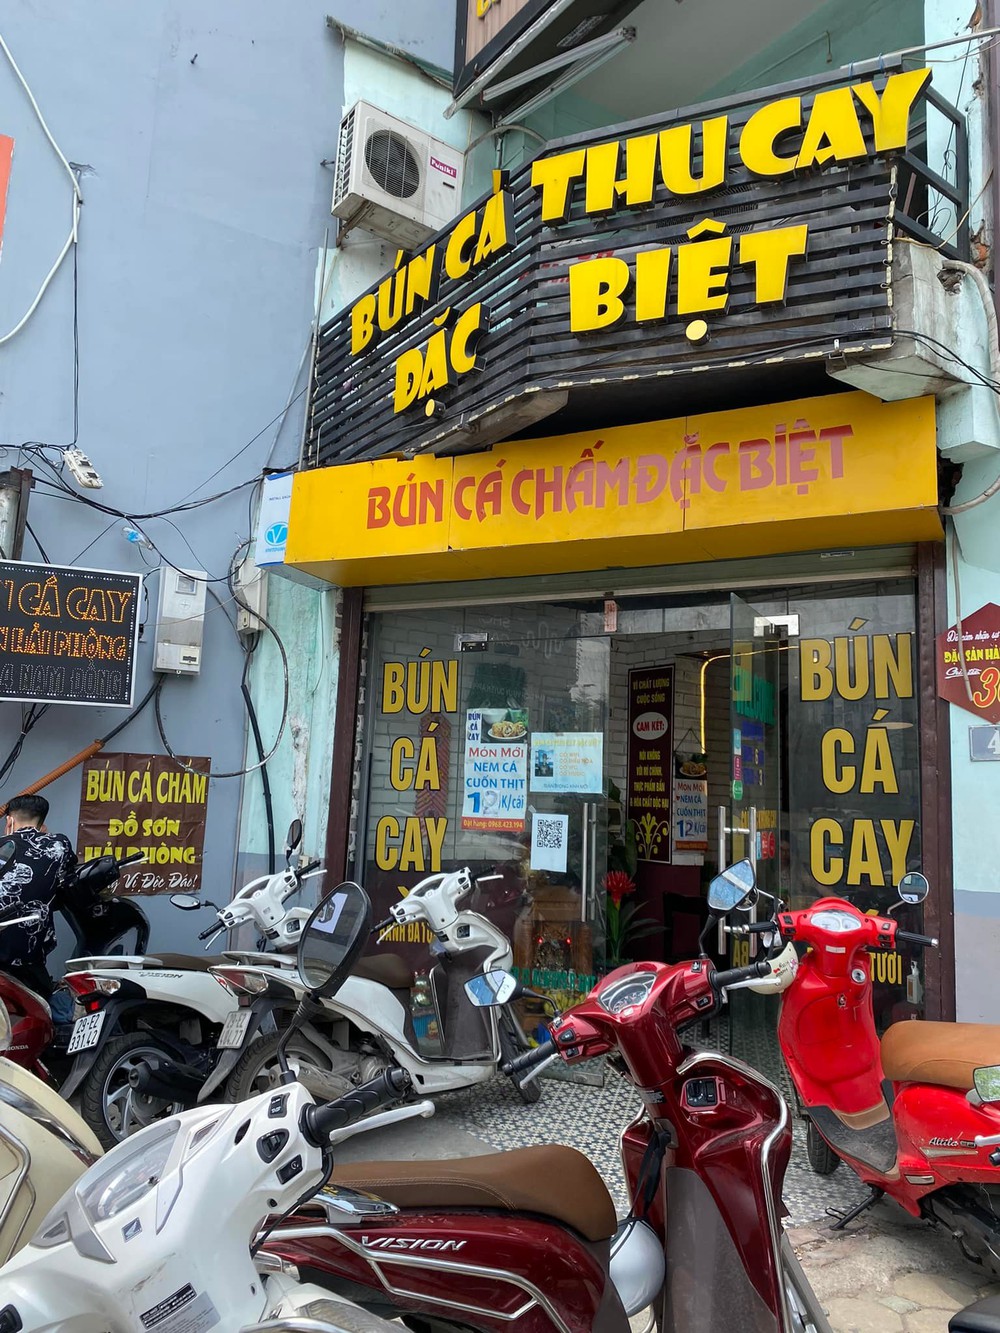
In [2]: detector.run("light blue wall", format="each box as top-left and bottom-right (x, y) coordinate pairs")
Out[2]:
(0, 1), (451, 962)
(922, 0), (998, 1021)
(703, 0), (923, 97)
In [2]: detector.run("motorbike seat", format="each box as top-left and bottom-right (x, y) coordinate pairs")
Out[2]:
(331, 1144), (617, 1242)
(353, 954), (414, 991)
(141, 953), (231, 972)
(881, 1020), (1000, 1091)
(950, 1293), (1000, 1332)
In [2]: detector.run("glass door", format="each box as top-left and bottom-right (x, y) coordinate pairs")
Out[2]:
(456, 623), (609, 1019)
(723, 593), (783, 1072)
(359, 602), (609, 1079)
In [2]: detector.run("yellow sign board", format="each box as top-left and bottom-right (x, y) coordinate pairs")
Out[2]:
(286, 391), (941, 587)
(347, 69), (930, 420)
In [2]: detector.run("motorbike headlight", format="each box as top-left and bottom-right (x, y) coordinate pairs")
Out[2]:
(77, 1120), (180, 1223)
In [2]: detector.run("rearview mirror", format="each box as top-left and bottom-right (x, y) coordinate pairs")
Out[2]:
(170, 894), (202, 911)
(707, 860), (757, 915)
(974, 1066), (1000, 1104)
(286, 819), (303, 859)
(297, 882), (371, 999)
(0, 840), (14, 875)
(465, 969), (521, 1007)
(897, 872), (929, 905)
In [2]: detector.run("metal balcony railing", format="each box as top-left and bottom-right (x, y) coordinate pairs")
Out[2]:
(893, 82), (970, 260)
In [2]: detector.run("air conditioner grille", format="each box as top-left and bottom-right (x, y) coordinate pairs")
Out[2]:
(365, 129), (421, 200)
(333, 106), (356, 210)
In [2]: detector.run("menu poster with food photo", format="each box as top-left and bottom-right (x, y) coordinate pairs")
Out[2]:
(529, 732), (604, 794)
(461, 709), (528, 832)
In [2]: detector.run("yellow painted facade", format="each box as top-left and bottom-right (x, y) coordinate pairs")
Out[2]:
(285, 391), (941, 587)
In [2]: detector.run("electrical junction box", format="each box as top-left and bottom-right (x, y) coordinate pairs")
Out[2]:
(233, 556), (268, 636)
(154, 568), (207, 675)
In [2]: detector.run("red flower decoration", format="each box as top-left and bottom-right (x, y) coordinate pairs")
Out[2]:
(604, 871), (635, 907)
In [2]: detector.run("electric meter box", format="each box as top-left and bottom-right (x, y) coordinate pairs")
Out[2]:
(154, 568), (207, 675)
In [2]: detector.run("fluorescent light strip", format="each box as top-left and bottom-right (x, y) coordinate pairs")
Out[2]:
(498, 28), (635, 125)
(483, 26), (636, 102)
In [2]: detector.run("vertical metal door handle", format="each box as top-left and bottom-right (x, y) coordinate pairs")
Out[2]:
(580, 803), (589, 923)
(748, 807), (759, 957)
(717, 805), (728, 954)
(590, 803), (598, 923)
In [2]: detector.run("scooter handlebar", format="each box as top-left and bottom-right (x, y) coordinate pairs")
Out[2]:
(198, 923), (221, 941)
(896, 930), (939, 948)
(729, 920), (777, 936)
(301, 1068), (411, 1145)
(711, 958), (774, 991)
(501, 1041), (554, 1077)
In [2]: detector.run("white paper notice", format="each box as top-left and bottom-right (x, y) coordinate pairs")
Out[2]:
(530, 812), (569, 872)
(529, 732), (603, 794)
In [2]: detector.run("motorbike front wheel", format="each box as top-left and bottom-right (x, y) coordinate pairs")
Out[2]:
(497, 1008), (542, 1105)
(81, 1032), (187, 1148)
(805, 1119), (840, 1176)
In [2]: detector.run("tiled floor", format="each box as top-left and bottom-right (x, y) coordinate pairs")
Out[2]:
(448, 1017), (871, 1226)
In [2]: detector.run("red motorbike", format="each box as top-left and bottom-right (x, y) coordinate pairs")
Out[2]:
(263, 861), (831, 1333)
(751, 871), (1000, 1278)
(0, 851), (148, 1082)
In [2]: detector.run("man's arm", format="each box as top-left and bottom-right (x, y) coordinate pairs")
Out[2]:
(55, 835), (79, 892)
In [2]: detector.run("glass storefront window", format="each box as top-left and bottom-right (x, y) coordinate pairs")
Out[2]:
(786, 580), (924, 1029)
(359, 604), (610, 1054)
(356, 573), (924, 1059)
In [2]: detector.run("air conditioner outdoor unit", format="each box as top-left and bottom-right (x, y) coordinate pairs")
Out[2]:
(332, 100), (464, 250)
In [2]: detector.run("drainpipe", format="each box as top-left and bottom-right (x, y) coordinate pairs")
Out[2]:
(982, 0), (1000, 304)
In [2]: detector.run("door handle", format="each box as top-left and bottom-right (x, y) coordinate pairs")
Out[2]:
(716, 805), (758, 953)
(581, 803), (589, 923)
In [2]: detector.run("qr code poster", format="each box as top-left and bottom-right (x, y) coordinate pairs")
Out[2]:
(530, 812), (569, 873)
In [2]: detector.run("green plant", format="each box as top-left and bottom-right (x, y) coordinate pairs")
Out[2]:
(604, 871), (660, 969)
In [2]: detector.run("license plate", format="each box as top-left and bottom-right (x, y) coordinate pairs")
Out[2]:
(67, 1010), (106, 1054)
(217, 1009), (252, 1050)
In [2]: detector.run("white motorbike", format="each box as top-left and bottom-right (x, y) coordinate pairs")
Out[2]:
(211, 866), (543, 1107)
(0, 839), (104, 1265)
(0, 879), (431, 1333)
(59, 820), (315, 1146)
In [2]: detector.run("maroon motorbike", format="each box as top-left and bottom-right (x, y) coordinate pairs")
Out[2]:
(263, 860), (832, 1333)
(0, 850), (148, 1082)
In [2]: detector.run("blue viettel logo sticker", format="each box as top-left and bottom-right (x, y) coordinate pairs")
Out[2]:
(265, 522), (288, 549)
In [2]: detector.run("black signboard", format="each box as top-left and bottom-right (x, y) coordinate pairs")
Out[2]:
(0, 560), (142, 707)
(627, 667), (673, 863)
(308, 60), (935, 471)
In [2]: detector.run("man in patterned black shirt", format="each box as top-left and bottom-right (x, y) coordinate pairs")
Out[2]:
(0, 794), (77, 997)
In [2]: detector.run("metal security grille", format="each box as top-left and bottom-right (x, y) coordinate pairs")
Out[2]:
(364, 129), (421, 199)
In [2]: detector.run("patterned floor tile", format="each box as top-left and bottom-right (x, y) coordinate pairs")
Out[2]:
(445, 1018), (871, 1226)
